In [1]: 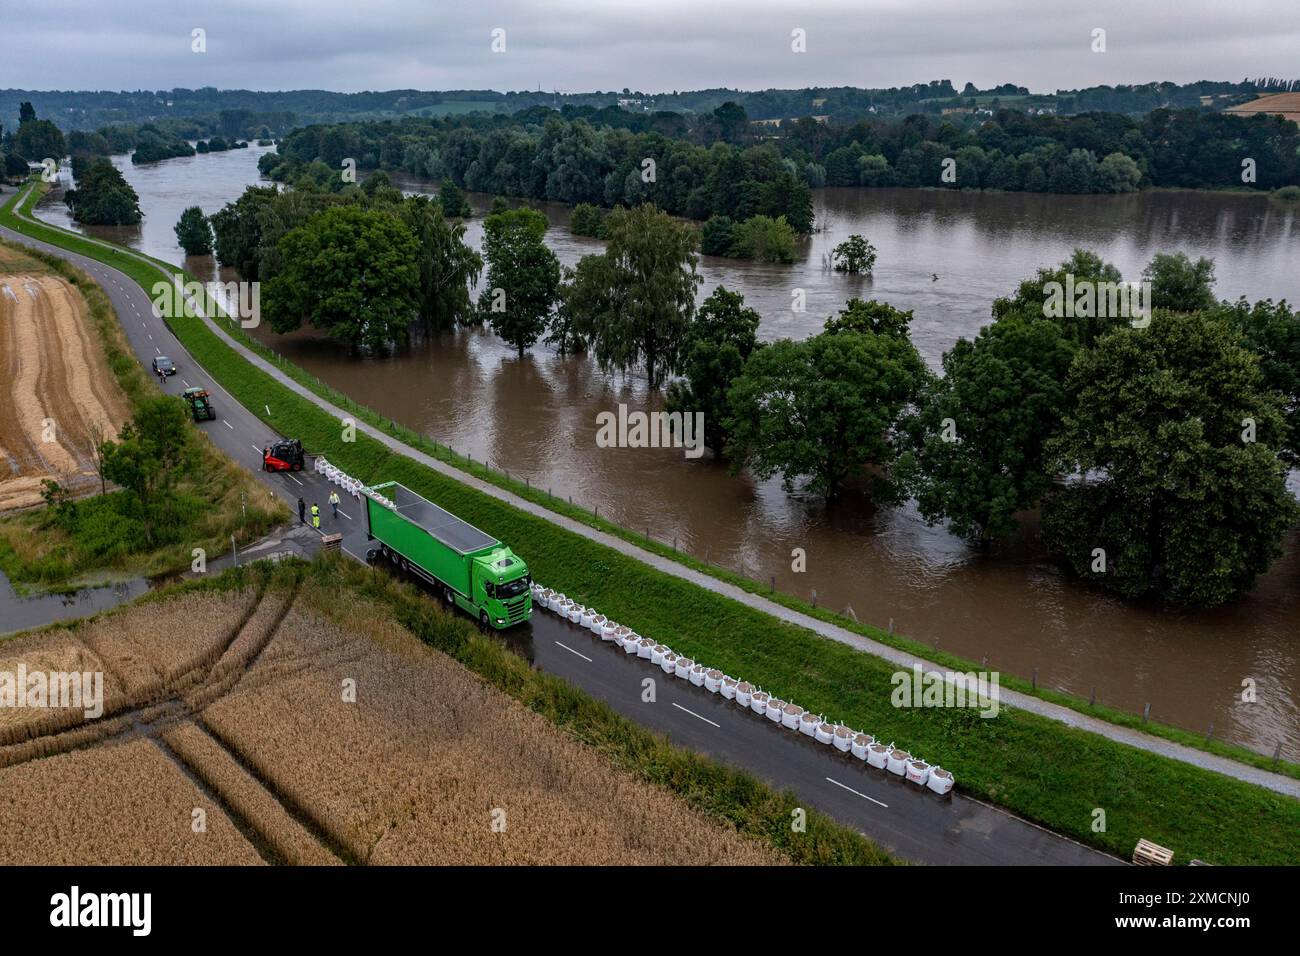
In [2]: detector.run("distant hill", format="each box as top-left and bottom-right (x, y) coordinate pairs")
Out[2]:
(3, 79), (1296, 135)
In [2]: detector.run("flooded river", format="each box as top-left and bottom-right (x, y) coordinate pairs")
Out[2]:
(36, 146), (1300, 757)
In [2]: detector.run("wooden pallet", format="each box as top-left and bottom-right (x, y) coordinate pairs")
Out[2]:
(1133, 838), (1174, 866)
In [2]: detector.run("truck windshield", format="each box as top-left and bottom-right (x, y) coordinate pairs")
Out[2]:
(495, 577), (530, 599)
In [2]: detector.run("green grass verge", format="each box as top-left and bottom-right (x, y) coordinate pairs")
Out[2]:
(5, 179), (1299, 865)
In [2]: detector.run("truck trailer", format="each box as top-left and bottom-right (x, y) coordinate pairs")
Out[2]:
(361, 481), (532, 629)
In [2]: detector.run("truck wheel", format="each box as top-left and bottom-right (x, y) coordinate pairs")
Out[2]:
(480, 611), (490, 628)
(365, 548), (378, 564)
(399, 556), (408, 572)
(443, 587), (455, 606)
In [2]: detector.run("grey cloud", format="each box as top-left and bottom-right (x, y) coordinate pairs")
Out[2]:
(2, 0), (1297, 93)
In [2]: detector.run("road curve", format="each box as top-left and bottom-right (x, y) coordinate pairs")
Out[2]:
(2, 186), (1130, 864)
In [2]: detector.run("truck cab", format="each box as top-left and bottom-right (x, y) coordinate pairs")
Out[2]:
(473, 548), (532, 628)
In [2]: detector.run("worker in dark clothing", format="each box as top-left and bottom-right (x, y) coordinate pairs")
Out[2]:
(311, 503), (321, 530)
(298, 497), (306, 524)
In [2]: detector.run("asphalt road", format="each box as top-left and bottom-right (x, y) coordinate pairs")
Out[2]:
(0, 206), (1121, 866)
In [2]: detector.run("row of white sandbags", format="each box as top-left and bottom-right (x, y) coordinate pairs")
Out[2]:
(530, 583), (954, 795)
(315, 457), (391, 509)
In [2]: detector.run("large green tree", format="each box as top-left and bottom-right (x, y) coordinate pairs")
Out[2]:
(564, 203), (701, 388)
(728, 214), (797, 262)
(1043, 310), (1297, 607)
(209, 185), (280, 278)
(173, 206), (214, 256)
(1143, 251), (1217, 312)
(14, 103), (65, 163)
(437, 177), (472, 219)
(901, 317), (1078, 544)
(1211, 297), (1300, 466)
(991, 248), (1128, 347)
(477, 207), (561, 354)
(99, 395), (195, 546)
(665, 286), (762, 457)
(264, 206), (420, 352)
(726, 329), (926, 500)
(62, 158), (141, 225)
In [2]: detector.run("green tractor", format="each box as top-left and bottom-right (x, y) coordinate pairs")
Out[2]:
(183, 386), (216, 422)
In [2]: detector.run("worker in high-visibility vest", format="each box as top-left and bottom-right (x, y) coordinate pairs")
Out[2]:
(328, 490), (340, 519)
(311, 503), (321, 529)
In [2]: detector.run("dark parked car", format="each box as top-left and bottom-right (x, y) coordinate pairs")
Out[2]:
(152, 355), (176, 376)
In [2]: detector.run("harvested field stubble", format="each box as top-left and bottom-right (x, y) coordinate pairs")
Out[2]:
(0, 269), (130, 512)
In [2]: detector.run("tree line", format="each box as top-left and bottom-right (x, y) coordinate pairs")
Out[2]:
(258, 99), (1299, 219)
(4, 78), (1278, 134)
(779, 107), (1300, 191)
(261, 111), (816, 232)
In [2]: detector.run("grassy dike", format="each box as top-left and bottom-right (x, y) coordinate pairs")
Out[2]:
(4, 180), (1298, 865)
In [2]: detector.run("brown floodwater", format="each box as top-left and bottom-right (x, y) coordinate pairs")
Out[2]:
(36, 147), (1300, 758)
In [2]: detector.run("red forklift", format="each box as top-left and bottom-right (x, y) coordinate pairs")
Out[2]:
(262, 438), (305, 472)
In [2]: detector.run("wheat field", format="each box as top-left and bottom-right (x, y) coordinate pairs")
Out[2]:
(0, 585), (783, 865)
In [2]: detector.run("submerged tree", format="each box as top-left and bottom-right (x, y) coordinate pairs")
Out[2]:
(726, 329), (926, 500)
(264, 206), (420, 352)
(477, 206), (561, 355)
(564, 203), (701, 389)
(1043, 310), (1297, 607)
(665, 286), (762, 456)
(900, 316), (1078, 544)
(173, 206), (214, 256)
(831, 234), (878, 274)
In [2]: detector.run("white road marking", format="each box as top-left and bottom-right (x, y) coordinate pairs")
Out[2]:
(337, 509), (352, 520)
(672, 702), (721, 728)
(223, 420), (233, 430)
(182, 380), (190, 388)
(250, 444), (261, 453)
(155, 347), (161, 354)
(554, 641), (593, 662)
(286, 474), (303, 486)
(825, 777), (889, 808)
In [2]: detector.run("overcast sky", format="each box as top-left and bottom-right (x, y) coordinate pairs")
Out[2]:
(3, 0), (1297, 94)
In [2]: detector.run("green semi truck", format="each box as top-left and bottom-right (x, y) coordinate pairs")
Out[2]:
(361, 481), (532, 629)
